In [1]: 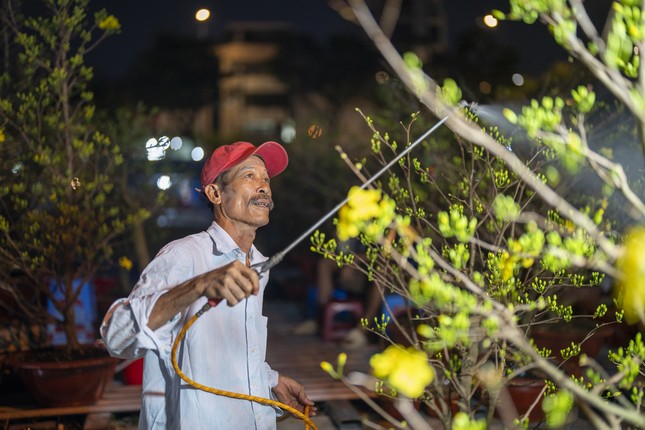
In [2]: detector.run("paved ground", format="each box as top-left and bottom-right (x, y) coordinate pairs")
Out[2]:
(277, 413), (337, 430)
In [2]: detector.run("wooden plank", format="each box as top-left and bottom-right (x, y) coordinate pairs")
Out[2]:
(5, 419), (58, 430)
(83, 412), (112, 430)
(265, 301), (380, 403)
(325, 399), (363, 430)
(0, 383), (142, 420)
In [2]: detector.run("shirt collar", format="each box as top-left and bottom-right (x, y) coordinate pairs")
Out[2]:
(206, 221), (266, 264)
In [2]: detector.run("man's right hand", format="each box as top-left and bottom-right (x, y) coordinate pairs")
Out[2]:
(198, 260), (260, 306)
(148, 260), (259, 330)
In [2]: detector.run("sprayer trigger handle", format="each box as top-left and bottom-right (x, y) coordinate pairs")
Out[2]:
(250, 261), (270, 274)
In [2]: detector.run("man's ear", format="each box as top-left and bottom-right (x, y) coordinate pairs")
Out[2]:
(204, 184), (221, 204)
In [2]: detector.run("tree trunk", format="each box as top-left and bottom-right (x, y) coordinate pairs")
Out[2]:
(63, 304), (80, 352)
(133, 222), (150, 269)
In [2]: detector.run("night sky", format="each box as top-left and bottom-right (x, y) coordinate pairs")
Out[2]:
(89, 0), (358, 79)
(87, 0), (596, 81)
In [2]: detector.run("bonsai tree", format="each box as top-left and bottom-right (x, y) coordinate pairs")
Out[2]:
(316, 1), (645, 429)
(0, 0), (149, 354)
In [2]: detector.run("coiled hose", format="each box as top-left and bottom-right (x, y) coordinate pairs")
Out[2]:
(171, 302), (317, 430)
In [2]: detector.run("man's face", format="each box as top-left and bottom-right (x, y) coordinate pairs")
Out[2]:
(215, 155), (274, 229)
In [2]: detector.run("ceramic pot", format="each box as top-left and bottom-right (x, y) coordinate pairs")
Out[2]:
(12, 346), (119, 407)
(531, 327), (606, 361)
(531, 325), (609, 376)
(504, 377), (546, 422)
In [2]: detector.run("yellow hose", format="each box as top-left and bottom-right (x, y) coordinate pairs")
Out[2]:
(171, 303), (317, 430)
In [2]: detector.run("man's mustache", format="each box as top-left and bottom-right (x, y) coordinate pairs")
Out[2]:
(250, 195), (274, 211)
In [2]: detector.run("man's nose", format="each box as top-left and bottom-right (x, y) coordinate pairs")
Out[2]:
(257, 181), (269, 194)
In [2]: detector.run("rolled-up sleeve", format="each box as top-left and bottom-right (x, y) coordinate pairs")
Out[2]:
(100, 245), (193, 360)
(101, 291), (180, 359)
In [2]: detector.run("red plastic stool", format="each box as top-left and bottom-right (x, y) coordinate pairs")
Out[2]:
(123, 357), (144, 385)
(321, 300), (364, 342)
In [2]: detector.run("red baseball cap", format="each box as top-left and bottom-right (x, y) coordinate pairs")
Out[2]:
(200, 141), (288, 189)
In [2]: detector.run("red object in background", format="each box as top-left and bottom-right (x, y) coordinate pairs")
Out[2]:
(504, 377), (546, 422)
(321, 300), (364, 342)
(123, 357), (144, 385)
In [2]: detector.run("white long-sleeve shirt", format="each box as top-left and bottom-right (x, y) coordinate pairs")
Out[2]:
(101, 222), (280, 429)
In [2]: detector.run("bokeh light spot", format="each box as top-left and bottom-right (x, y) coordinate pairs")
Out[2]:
(157, 175), (172, 190)
(195, 9), (210, 22)
(479, 81), (492, 94)
(70, 177), (81, 190)
(146, 136), (173, 161)
(512, 73), (525, 86)
(281, 121), (296, 143)
(483, 14), (498, 28)
(375, 71), (390, 84)
(308, 124), (323, 139)
(170, 136), (183, 150)
(191, 146), (205, 161)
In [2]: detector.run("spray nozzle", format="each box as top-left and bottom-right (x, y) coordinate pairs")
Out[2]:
(250, 252), (285, 275)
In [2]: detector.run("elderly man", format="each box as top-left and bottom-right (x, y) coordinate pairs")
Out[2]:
(101, 141), (315, 429)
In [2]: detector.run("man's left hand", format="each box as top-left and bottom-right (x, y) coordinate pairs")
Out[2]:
(272, 375), (317, 417)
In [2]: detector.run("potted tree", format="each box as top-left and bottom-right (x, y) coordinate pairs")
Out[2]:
(0, 0), (149, 406)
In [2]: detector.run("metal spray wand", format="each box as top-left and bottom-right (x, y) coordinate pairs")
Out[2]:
(252, 115), (449, 274)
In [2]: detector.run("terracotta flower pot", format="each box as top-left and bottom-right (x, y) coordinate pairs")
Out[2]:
(531, 325), (609, 376)
(11, 346), (119, 407)
(531, 326), (606, 361)
(505, 377), (546, 422)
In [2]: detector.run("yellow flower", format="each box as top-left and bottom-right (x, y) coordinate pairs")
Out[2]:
(337, 187), (395, 241)
(370, 345), (434, 398)
(499, 251), (516, 282)
(0, 128), (5, 143)
(98, 15), (121, 31)
(348, 187), (380, 209)
(119, 256), (133, 271)
(615, 226), (645, 324)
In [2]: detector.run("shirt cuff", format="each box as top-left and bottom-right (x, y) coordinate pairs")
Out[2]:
(101, 292), (180, 359)
(266, 365), (279, 388)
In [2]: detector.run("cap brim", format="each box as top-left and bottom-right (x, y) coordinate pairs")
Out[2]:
(252, 141), (288, 178)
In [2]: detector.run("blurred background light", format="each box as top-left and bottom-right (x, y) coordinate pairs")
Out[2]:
(281, 120), (296, 143)
(195, 8), (211, 22)
(512, 73), (525, 86)
(170, 136), (183, 150)
(479, 81), (492, 94)
(191, 146), (205, 161)
(483, 14), (498, 28)
(157, 175), (172, 190)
